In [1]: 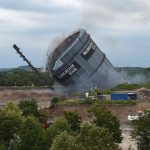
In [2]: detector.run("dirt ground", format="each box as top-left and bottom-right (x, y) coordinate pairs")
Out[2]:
(47, 103), (150, 124)
(0, 89), (62, 108)
(1, 89), (150, 123)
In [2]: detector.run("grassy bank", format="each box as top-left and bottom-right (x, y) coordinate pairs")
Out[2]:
(50, 97), (136, 108)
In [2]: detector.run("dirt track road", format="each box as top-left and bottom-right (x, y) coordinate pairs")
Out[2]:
(0, 89), (62, 108)
(1, 89), (150, 121)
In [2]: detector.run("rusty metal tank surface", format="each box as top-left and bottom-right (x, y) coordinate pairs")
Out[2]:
(47, 29), (117, 90)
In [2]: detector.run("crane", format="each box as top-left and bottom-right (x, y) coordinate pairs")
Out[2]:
(13, 44), (53, 90)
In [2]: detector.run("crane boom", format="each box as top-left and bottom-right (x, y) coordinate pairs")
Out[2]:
(13, 44), (53, 90)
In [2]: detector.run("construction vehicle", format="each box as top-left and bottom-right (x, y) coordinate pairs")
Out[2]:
(128, 111), (143, 121)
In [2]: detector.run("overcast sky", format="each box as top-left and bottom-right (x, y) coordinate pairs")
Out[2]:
(0, 0), (150, 68)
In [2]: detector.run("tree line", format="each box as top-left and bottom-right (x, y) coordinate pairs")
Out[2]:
(0, 99), (150, 150)
(0, 100), (122, 150)
(0, 69), (54, 87)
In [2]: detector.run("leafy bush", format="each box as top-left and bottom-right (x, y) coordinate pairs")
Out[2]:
(89, 107), (122, 143)
(79, 99), (93, 105)
(50, 97), (66, 108)
(131, 109), (150, 149)
(0, 101), (23, 146)
(18, 99), (47, 123)
(1, 101), (123, 149)
(97, 100), (136, 105)
(58, 99), (136, 106)
(64, 112), (81, 132)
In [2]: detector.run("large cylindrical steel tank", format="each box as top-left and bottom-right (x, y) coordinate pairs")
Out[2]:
(47, 29), (117, 90)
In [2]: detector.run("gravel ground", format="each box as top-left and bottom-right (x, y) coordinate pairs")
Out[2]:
(120, 124), (137, 150)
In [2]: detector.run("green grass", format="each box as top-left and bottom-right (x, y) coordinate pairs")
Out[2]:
(109, 83), (150, 92)
(56, 98), (136, 106)
(88, 83), (150, 96)
(111, 84), (141, 91)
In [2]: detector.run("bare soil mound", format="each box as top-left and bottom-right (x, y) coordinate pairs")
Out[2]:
(48, 103), (150, 124)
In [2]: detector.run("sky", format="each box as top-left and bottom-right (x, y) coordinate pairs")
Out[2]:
(0, 0), (150, 68)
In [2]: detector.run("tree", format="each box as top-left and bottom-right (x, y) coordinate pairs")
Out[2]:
(18, 99), (46, 123)
(50, 117), (71, 135)
(18, 99), (38, 117)
(0, 142), (7, 150)
(15, 116), (48, 150)
(3, 72), (15, 86)
(64, 111), (82, 132)
(0, 101), (23, 146)
(90, 107), (122, 143)
(50, 97), (59, 108)
(0, 69), (54, 87)
(30, 116), (72, 150)
(46, 117), (72, 148)
(0, 72), (5, 86)
(51, 123), (120, 150)
(131, 110), (150, 150)
(51, 131), (83, 150)
(78, 123), (120, 150)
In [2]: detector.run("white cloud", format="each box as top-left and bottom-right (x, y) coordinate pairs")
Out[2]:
(0, 0), (150, 67)
(79, 0), (150, 30)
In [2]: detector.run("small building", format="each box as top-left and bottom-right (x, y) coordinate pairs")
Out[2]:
(111, 93), (137, 100)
